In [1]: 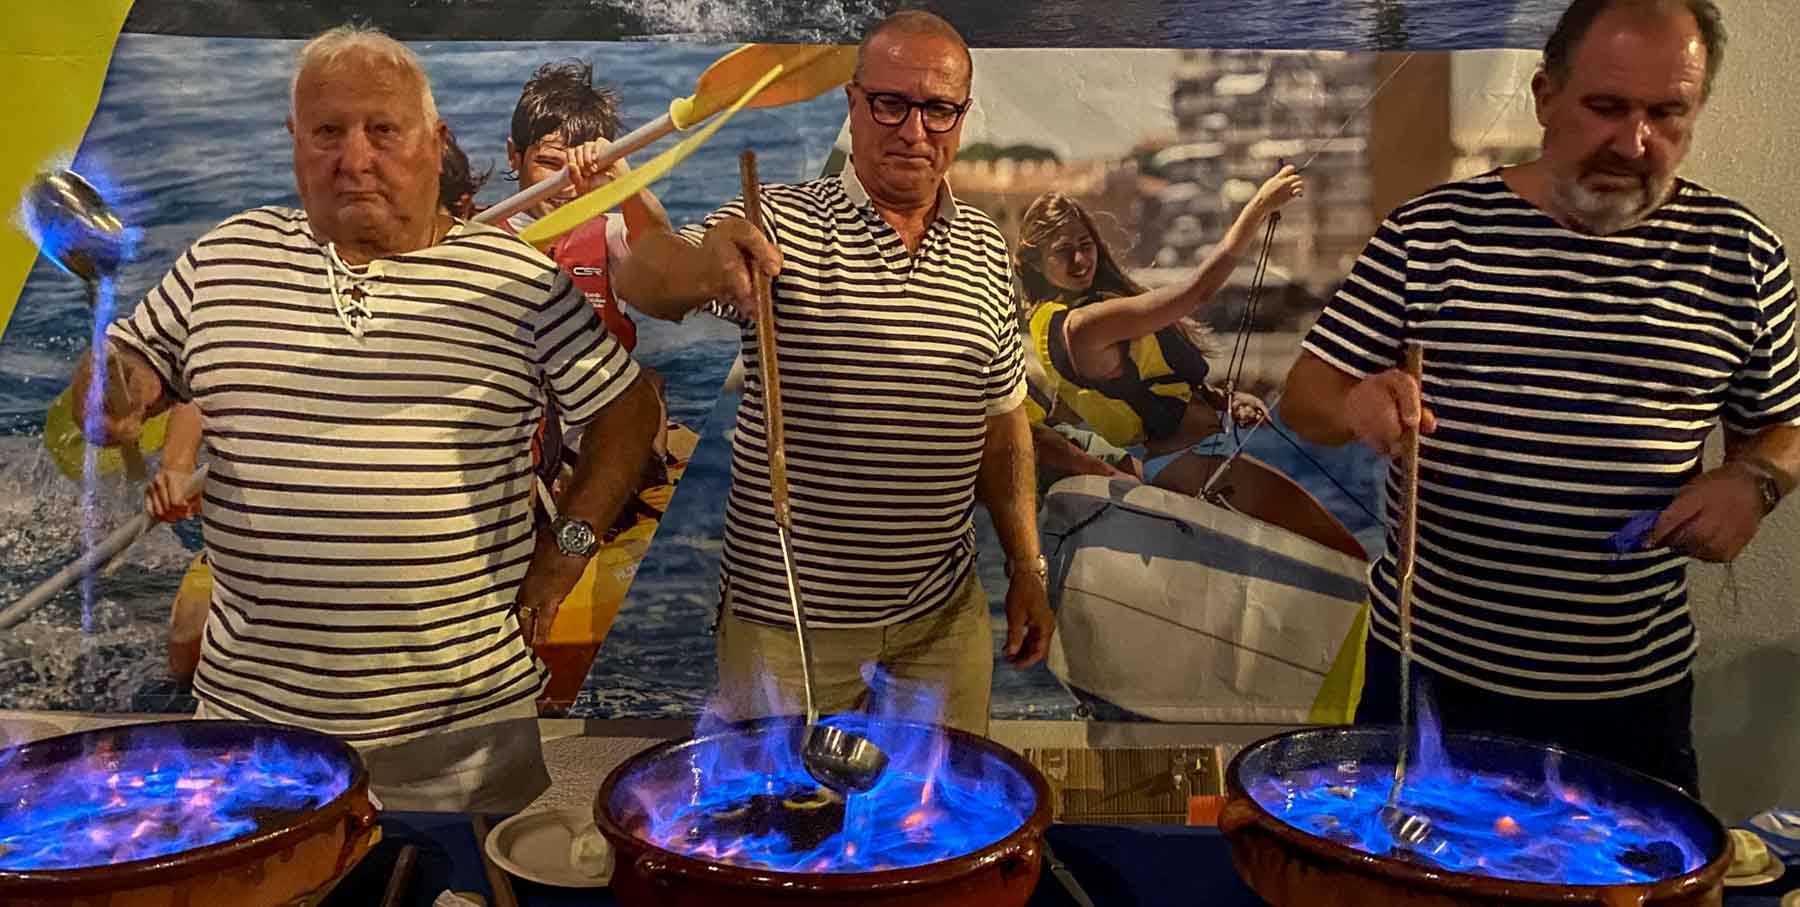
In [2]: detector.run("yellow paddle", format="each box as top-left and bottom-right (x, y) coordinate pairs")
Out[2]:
(42, 385), (168, 481)
(518, 61), (792, 248)
(478, 43), (855, 230)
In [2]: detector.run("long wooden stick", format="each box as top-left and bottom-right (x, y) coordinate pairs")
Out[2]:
(738, 150), (789, 531)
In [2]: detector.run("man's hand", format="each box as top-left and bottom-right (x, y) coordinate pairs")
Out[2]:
(70, 342), (166, 446)
(513, 530), (590, 646)
(1648, 463), (1770, 562)
(1003, 574), (1054, 668)
(1344, 368), (1437, 457)
(699, 216), (782, 318)
(145, 467), (202, 522)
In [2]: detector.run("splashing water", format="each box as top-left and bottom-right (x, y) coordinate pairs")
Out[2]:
(1249, 689), (1704, 885)
(614, 670), (1036, 873)
(0, 732), (352, 871)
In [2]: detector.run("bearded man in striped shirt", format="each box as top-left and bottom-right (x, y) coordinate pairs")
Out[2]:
(71, 24), (660, 811)
(618, 11), (1051, 735)
(1284, 0), (1800, 795)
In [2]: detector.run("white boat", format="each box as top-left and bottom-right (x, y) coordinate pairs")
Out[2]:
(1041, 457), (1370, 724)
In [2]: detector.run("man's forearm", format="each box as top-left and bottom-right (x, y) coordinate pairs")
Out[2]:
(71, 340), (172, 445)
(558, 376), (660, 529)
(978, 405), (1042, 566)
(1281, 351), (1361, 447)
(612, 230), (717, 322)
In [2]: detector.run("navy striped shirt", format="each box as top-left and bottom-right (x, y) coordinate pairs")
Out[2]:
(109, 207), (639, 743)
(1303, 172), (1800, 700)
(679, 167), (1026, 628)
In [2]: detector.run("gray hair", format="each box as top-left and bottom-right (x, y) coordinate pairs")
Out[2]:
(289, 23), (439, 124)
(1542, 0), (1726, 101)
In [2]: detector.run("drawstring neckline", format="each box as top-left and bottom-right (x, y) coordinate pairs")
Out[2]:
(324, 242), (375, 339)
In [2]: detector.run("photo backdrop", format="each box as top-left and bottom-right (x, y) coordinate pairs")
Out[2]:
(0, 1), (1557, 724)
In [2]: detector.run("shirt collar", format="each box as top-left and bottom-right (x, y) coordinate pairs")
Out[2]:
(839, 160), (959, 225)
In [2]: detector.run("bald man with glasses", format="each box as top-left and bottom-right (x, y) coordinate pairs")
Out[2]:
(618, 10), (1048, 736)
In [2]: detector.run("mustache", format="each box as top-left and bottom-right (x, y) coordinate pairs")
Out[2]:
(1583, 153), (1649, 177)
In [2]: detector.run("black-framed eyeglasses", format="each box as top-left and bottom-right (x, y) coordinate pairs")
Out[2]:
(853, 82), (971, 134)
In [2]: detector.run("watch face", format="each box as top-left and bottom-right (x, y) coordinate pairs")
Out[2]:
(556, 519), (597, 555)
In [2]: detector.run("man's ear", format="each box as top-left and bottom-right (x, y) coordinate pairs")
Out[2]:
(506, 137), (521, 172)
(1531, 69), (1556, 128)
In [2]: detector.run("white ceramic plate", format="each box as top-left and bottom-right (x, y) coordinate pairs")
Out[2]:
(483, 806), (614, 889)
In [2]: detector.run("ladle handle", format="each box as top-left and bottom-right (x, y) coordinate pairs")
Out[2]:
(739, 151), (789, 529)
(95, 309), (148, 481)
(740, 150), (817, 725)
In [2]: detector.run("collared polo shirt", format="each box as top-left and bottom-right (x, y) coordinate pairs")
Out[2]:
(679, 164), (1026, 627)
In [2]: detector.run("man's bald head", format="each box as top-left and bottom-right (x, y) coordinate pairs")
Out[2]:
(854, 10), (973, 91)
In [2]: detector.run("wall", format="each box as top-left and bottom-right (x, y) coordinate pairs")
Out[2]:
(1682, 0), (1800, 822)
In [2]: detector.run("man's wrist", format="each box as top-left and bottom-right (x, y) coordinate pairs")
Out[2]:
(1005, 554), (1048, 585)
(1726, 457), (1787, 516)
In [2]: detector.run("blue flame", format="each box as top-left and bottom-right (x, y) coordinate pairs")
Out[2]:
(0, 735), (352, 871)
(623, 670), (1036, 873)
(1249, 690), (1704, 885)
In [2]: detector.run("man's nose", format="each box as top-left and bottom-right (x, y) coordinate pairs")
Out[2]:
(1610, 115), (1651, 160)
(895, 106), (929, 144)
(340, 128), (376, 170)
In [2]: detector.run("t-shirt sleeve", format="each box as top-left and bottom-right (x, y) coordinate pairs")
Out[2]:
(676, 194), (771, 328)
(106, 245), (201, 402)
(984, 236), (1028, 416)
(1301, 216), (1411, 379)
(1726, 234), (1800, 433)
(536, 271), (641, 427)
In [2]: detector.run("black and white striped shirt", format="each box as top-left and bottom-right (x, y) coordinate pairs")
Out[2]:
(1304, 172), (1800, 700)
(109, 207), (639, 744)
(680, 167), (1026, 628)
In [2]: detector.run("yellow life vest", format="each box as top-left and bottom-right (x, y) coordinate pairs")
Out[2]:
(1026, 300), (1211, 448)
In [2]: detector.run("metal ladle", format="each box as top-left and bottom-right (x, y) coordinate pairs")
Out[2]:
(1379, 341), (1432, 849)
(24, 168), (147, 480)
(738, 151), (889, 795)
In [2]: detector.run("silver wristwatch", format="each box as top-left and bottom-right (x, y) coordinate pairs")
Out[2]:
(1006, 554), (1049, 584)
(550, 516), (600, 558)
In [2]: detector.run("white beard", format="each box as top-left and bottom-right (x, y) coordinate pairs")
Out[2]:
(1551, 172), (1667, 236)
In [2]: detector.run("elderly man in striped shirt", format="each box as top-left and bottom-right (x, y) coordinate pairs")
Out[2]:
(617, 11), (1051, 735)
(71, 24), (660, 811)
(1284, 0), (1800, 795)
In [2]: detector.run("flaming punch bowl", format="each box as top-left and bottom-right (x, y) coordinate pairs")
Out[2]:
(0, 720), (379, 907)
(594, 716), (1053, 907)
(1220, 726), (1731, 907)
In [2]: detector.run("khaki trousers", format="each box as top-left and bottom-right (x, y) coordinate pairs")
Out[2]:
(714, 572), (994, 735)
(195, 700), (549, 812)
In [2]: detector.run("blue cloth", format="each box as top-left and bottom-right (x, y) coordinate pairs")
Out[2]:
(169, 515), (204, 552)
(320, 814), (1796, 907)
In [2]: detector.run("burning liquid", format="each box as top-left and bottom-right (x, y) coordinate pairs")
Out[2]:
(620, 715), (1036, 873)
(1248, 689), (1705, 886)
(622, 667), (1039, 873)
(0, 736), (352, 871)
